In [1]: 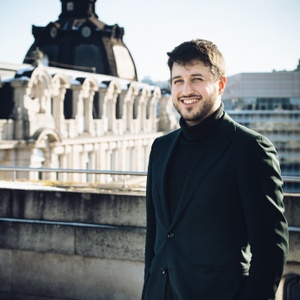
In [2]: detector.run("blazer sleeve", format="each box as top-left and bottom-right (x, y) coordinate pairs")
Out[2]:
(238, 135), (289, 300)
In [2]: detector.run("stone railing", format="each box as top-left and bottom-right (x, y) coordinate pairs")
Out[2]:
(0, 64), (178, 142)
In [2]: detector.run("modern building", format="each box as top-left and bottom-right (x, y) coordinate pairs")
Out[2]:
(222, 67), (300, 192)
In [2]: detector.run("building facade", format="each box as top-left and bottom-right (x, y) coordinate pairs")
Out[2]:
(222, 70), (300, 192)
(0, 0), (181, 184)
(0, 62), (177, 183)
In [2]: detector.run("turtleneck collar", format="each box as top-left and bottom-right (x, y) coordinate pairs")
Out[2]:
(179, 102), (224, 142)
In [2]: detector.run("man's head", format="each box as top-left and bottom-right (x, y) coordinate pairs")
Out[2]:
(167, 39), (226, 126)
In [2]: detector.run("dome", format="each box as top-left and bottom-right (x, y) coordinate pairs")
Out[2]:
(23, 0), (138, 81)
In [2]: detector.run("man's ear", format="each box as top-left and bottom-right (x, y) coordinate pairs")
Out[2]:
(218, 76), (227, 95)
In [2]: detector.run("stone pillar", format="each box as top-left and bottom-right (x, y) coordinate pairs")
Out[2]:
(52, 75), (70, 137)
(104, 81), (120, 133)
(148, 87), (161, 132)
(10, 79), (30, 140)
(124, 82), (138, 133)
(138, 86), (151, 133)
(70, 84), (82, 136)
(158, 94), (178, 132)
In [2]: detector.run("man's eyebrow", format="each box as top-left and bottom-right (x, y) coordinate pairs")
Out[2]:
(191, 73), (204, 77)
(171, 75), (181, 81)
(171, 73), (204, 81)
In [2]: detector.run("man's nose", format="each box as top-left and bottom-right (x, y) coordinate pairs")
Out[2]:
(182, 81), (194, 95)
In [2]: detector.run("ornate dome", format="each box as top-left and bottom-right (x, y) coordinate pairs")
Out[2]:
(23, 0), (138, 81)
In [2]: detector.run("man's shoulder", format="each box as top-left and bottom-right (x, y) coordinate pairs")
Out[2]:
(150, 129), (181, 154)
(222, 112), (274, 146)
(222, 112), (262, 138)
(155, 128), (181, 143)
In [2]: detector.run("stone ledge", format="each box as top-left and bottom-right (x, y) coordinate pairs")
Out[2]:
(0, 188), (146, 227)
(0, 221), (145, 262)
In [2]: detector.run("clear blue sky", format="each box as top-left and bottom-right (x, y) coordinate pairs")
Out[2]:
(0, 0), (299, 81)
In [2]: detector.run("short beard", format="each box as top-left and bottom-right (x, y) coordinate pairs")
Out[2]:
(183, 101), (213, 123)
(173, 90), (219, 124)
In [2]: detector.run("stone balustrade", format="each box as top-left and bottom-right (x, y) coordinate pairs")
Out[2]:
(0, 64), (178, 181)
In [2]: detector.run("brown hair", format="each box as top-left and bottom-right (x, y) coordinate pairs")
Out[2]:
(167, 39), (226, 79)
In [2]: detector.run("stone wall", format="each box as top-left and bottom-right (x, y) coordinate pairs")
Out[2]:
(0, 186), (146, 300)
(282, 193), (300, 274)
(0, 187), (299, 299)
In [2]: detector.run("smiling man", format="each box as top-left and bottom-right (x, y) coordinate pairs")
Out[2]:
(142, 39), (288, 300)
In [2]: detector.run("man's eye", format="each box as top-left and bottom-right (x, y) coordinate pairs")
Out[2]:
(193, 77), (203, 82)
(173, 80), (183, 85)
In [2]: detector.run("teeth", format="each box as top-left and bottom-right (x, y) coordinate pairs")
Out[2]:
(183, 99), (198, 104)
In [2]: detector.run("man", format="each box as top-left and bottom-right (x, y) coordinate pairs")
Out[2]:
(142, 39), (289, 300)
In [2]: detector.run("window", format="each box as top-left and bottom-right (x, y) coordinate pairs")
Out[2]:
(67, 2), (74, 11)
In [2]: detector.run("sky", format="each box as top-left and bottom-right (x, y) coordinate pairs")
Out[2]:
(0, 0), (299, 81)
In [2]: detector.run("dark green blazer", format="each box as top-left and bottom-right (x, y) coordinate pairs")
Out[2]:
(142, 112), (288, 300)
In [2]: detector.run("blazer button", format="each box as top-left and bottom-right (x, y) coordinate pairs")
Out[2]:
(167, 233), (175, 239)
(161, 268), (166, 275)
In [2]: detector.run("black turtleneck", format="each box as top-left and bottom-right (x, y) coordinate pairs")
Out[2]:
(166, 104), (224, 221)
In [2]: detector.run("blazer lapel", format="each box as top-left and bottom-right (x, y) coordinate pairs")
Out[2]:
(170, 115), (235, 229)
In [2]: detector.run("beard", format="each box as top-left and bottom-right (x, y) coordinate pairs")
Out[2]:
(173, 89), (219, 125)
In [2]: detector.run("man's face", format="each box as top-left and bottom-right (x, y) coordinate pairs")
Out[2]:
(171, 59), (226, 126)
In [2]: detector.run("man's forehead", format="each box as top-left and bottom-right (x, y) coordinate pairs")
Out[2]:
(172, 60), (211, 75)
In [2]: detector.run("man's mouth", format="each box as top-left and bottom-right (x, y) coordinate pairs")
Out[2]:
(180, 98), (200, 104)
(182, 99), (197, 104)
